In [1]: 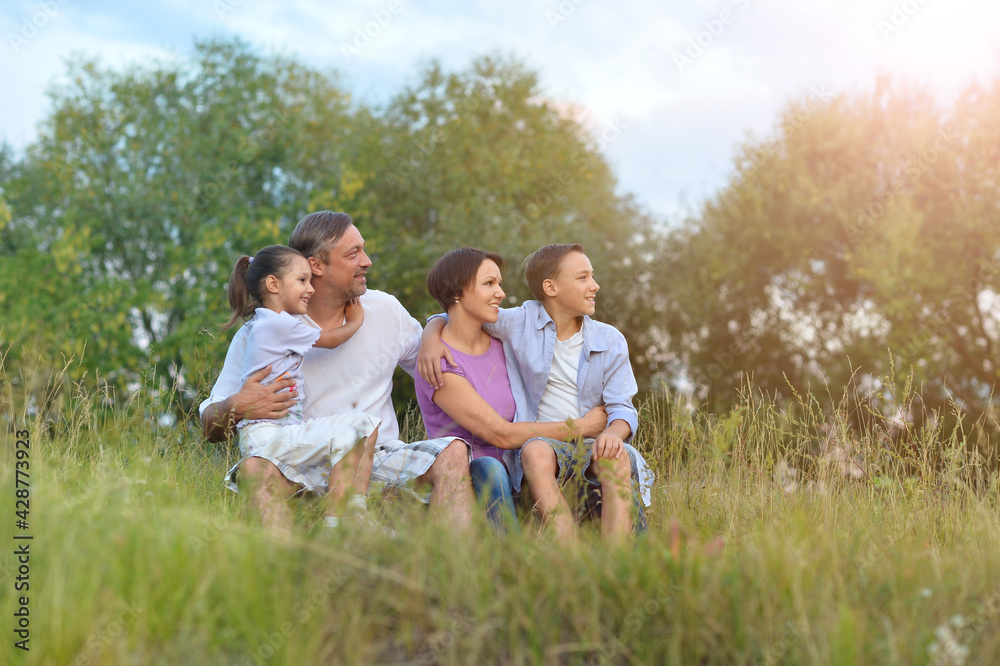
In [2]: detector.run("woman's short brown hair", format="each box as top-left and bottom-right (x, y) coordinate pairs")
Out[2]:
(427, 247), (505, 312)
(523, 243), (585, 301)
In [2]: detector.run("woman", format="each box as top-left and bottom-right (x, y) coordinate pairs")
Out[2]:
(414, 247), (606, 533)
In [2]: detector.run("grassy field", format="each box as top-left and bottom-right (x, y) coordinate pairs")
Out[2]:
(2, 363), (1000, 665)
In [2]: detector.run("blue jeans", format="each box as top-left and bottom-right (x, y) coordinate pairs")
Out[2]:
(470, 457), (520, 535)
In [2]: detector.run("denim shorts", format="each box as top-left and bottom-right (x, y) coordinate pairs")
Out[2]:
(524, 437), (648, 532)
(529, 437), (638, 486)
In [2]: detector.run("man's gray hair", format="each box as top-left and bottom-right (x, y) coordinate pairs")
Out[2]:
(289, 211), (354, 263)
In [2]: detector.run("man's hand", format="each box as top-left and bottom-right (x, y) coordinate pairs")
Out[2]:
(592, 431), (625, 460)
(233, 366), (297, 421)
(575, 405), (607, 439)
(418, 318), (456, 389)
(202, 365), (298, 441)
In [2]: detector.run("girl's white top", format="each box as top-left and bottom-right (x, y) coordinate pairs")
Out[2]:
(238, 308), (321, 428)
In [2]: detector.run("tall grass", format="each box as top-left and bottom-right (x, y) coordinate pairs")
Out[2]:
(2, 353), (1000, 665)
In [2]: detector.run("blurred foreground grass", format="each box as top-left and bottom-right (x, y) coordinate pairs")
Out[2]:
(2, 362), (1000, 665)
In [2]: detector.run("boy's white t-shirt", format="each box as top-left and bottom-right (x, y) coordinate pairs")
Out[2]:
(536, 328), (585, 423)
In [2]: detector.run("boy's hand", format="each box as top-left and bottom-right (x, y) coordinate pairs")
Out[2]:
(344, 298), (364, 326)
(592, 431), (625, 460)
(418, 334), (456, 389)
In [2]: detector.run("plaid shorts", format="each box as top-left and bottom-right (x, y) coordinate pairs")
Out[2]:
(370, 436), (466, 502)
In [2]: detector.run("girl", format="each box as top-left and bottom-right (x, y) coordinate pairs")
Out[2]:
(222, 244), (380, 529)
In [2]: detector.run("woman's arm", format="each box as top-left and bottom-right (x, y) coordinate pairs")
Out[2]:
(431, 372), (607, 450)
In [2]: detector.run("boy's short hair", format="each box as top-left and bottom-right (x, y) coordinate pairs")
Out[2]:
(523, 243), (585, 301)
(427, 247), (506, 312)
(289, 210), (354, 263)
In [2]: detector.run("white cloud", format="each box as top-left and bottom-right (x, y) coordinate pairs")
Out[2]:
(1, 12), (173, 146)
(2, 0), (1000, 220)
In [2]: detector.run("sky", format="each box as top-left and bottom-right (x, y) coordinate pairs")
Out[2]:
(2, 0), (999, 223)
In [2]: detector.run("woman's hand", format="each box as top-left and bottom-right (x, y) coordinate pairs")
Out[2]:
(576, 405), (608, 439)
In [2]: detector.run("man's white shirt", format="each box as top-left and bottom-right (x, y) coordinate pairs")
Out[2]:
(200, 290), (421, 445)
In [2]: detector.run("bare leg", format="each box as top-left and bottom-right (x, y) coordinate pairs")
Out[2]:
(591, 454), (633, 543)
(414, 440), (473, 529)
(326, 426), (379, 517)
(240, 456), (297, 534)
(521, 439), (576, 542)
(351, 425), (378, 495)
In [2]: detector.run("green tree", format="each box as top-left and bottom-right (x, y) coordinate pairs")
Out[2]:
(2, 42), (669, 419)
(2, 39), (359, 414)
(666, 77), (1000, 424)
(356, 55), (665, 391)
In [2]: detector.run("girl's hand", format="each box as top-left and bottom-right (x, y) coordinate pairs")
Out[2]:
(344, 298), (364, 326)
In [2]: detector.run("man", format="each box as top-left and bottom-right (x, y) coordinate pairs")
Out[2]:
(201, 211), (474, 529)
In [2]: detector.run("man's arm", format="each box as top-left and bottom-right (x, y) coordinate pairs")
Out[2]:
(431, 372), (607, 450)
(417, 316), (457, 388)
(200, 366), (296, 442)
(417, 308), (525, 387)
(394, 299), (428, 379)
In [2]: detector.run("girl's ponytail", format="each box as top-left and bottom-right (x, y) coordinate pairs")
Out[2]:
(221, 245), (304, 330)
(222, 255), (254, 330)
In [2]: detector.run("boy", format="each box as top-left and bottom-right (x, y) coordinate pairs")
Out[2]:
(420, 243), (652, 542)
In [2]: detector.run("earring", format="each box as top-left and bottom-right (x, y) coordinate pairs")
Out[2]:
(454, 298), (460, 303)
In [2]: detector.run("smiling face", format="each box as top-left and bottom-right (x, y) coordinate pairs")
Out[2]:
(264, 254), (315, 315)
(544, 251), (599, 317)
(317, 224), (372, 303)
(457, 259), (505, 325)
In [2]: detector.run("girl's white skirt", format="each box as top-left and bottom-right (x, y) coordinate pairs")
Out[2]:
(225, 412), (381, 495)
